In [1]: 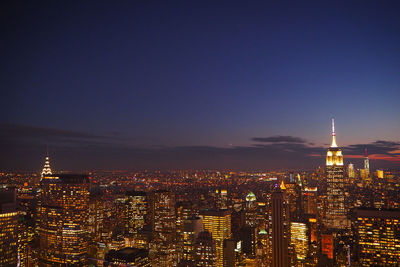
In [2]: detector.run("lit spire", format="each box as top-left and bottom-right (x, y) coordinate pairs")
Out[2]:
(330, 118), (338, 148)
(365, 148), (368, 157)
(297, 173), (303, 187)
(280, 180), (286, 190)
(41, 148), (52, 177)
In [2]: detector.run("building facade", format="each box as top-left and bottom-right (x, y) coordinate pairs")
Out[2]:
(325, 119), (347, 229)
(38, 174), (89, 266)
(200, 209), (231, 267)
(125, 191), (148, 234)
(271, 189), (289, 267)
(0, 188), (18, 266)
(353, 208), (400, 266)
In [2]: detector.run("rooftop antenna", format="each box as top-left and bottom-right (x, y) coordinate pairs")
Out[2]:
(330, 117), (338, 148)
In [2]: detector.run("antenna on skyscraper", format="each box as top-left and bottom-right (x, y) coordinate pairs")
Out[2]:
(330, 117), (338, 148)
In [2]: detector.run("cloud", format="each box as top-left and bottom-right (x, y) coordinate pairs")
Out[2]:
(0, 123), (117, 147)
(343, 140), (400, 156)
(342, 140), (400, 165)
(251, 135), (307, 143)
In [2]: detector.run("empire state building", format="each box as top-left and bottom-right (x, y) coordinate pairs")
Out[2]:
(325, 119), (347, 229)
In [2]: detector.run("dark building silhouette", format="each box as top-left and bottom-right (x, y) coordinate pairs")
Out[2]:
(272, 188), (289, 267)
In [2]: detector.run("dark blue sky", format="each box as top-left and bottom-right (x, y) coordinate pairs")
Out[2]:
(2, 1), (400, 170)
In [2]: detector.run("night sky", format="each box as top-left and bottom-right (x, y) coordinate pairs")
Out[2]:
(2, 1), (400, 171)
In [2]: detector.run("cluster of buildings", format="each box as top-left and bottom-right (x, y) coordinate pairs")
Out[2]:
(1, 120), (400, 266)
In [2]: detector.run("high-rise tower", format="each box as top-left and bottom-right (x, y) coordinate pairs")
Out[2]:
(347, 163), (355, 179)
(125, 191), (148, 234)
(0, 188), (18, 266)
(150, 190), (176, 266)
(364, 148), (370, 176)
(325, 118), (347, 229)
(41, 150), (52, 178)
(271, 188), (289, 267)
(38, 174), (89, 266)
(200, 209), (231, 267)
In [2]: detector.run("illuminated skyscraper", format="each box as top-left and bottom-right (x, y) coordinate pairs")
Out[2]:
(364, 149), (369, 175)
(325, 118), (347, 229)
(303, 187), (317, 216)
(0, 188), (18, 266)
(88, 192), (105, 242)
(150, 190), (176, 266)
(347, 163), (355, 179)
(38, 174), (90, 266)
(353, 208), (400, 266)
(290, 222), (308, 262)
(194, 231), (217, 267)
(125, 191), (148, 234)
(182, 217), (203, 261)
(245, 192), (257, 227)
(271, 188), (289, 267)
(375, 169), (384, 178)
(41, 151), (52, 178)
(151, 190), (176, 242)
(200, 209), (231, 267)
(176, 201), (200, 262)
(215, 189), (228, 210)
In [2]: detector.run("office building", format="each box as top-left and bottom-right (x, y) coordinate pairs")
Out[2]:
(105, 247), (150, 266)
(151, 190), (176, 242)
(325, 119), (347, 229)
(347, 163), (355, 179)
(182, 217), (203, 261)
(303, 187), (317, 216)
(194, 231), (217, 267)
(0, 188), (18, 266)
(290, 222), (308, 262)
(271, 188), (289, 267)
(245, 192), (258, 227)
(150, 190), (176, 266)
(215, 189), (228, 210)
(353, 208), (400, 266)
(200, 209), (231, 267)
(38, 174), (89, 266)
(125, 191), (148, 234)
(364, 148), (370, 177)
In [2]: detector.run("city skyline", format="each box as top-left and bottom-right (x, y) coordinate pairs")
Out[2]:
(1, 119), (400, 171)
(2, 2), (400, 266)
(2, 1), (400, 171)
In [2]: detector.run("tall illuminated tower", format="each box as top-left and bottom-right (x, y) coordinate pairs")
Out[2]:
(150, 190), (176, 266)
(41, 150), (52, 178)
(325, 118), (347, 229)
(290, 221), (308, 262)
(199, 209), (231, 267)
(38, 174), (89, 266)
(125, 191), (147, 234)
(364, 148), (370, 176)
(245, 191), (257, 227)
(151, 190), (176, 242)
(0, 188), (18, 266)
(347, 163), (355, 179)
